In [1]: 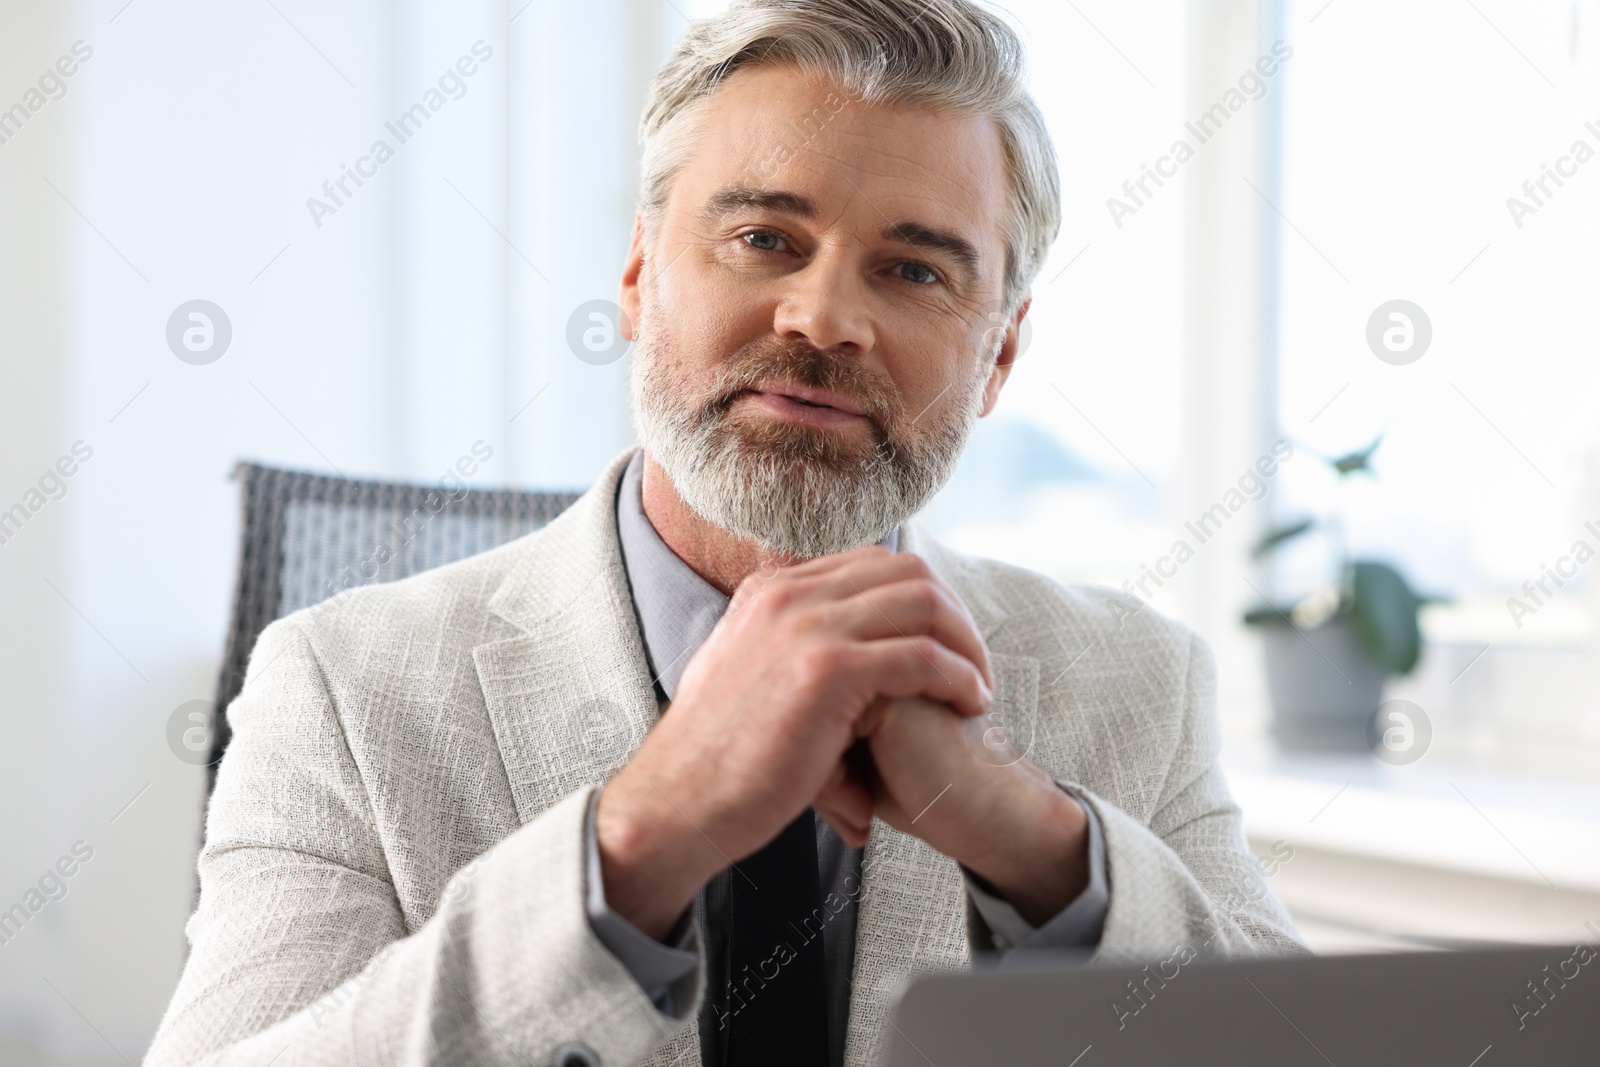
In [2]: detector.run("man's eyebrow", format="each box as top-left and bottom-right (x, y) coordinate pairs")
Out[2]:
(702, 187), (818, 219)
(882, 221), (981, 279)
(701, 188), (982, 278)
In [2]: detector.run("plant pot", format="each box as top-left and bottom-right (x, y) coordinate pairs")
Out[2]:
(1260, 617), (1386, 753)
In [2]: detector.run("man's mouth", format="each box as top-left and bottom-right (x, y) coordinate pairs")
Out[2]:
(742, 383), (870, 415)
(736, 385), (876, 431)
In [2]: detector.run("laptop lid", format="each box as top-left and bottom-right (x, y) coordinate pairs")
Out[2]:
(881, 944), (1596, 1066)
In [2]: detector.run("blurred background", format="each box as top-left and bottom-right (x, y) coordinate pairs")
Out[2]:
(4, 0), (1600, 1062)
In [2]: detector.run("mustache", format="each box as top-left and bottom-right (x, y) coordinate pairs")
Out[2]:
(703, 337), (900, 428)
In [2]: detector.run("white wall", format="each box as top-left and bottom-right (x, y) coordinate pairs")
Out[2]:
(0, 1), (656, 1060)
(0, 2), (80, 1056)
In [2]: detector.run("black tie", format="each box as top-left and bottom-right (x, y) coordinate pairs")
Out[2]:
(713, 809), (830, 1067)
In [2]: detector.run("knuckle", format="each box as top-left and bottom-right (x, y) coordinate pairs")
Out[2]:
(741, 582), (795, 624)
(800, 642), (846, 679)
(905, 634), (940, 666)
(908, 580), (942, 618)
(764, 575), (802, 608)
(730, 574), (771, 611)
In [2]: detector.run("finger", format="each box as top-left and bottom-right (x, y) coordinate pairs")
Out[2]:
(812, 796), (876, 844)
(789, 549), (948, 607)
(854, 696), (891, 739)
(725, 544), (892, 614)
(827, 578), (992, 689)
(813, 761), (873, 846)
(778, 542), (895, 580)
(735, 551), (992, 684)
(847, 635), (992, 718)
(724, 546), (909, 619)
(823, 756), (874, 822)
(807, 549), (944, 599)
(724, 558), (788, 617)
(783, 551), (992, 683)
(811, 556), (990, 678)
(815, 806), (870, 849)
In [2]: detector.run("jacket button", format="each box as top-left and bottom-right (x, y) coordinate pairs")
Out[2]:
(555, 1043), (600, 1067)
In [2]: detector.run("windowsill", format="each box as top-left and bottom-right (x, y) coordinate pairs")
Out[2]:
(1223, 753), (1600, 893)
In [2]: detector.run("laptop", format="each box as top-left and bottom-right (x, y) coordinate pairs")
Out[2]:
(881, 944), (1597, 1066)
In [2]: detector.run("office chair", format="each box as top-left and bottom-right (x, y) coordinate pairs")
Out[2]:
(207, 462), (580, 787)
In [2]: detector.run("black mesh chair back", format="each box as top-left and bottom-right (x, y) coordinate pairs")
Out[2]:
(208, 462), (580, 783)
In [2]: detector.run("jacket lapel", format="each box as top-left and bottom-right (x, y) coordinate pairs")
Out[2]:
(472, 448), (660, 825)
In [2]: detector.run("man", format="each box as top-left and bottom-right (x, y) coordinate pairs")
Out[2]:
(147, 1), (1302, 1065)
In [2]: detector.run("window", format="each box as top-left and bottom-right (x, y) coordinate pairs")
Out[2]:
(920, 1), (1190, 595)
(1272, 0), (1600, 773)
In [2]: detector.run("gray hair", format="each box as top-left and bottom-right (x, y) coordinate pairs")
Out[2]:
(638, 0), (1061, 313)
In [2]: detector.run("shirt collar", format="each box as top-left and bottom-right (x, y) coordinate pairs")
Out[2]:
(614, 449), (897, 701)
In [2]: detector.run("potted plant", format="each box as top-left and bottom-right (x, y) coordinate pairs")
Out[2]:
(1243, 436), (1434, 752)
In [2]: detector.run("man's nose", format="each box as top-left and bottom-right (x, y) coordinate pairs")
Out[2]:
(771, 252), (876, 353)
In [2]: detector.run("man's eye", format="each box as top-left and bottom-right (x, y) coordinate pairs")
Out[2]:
(743, 231), (787, 252)
(896, 262), (940, 285)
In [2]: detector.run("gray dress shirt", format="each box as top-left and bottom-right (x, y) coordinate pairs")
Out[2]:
(585, 450), (1108, 1065)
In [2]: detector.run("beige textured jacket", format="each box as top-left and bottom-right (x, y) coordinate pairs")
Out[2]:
(145, 448), (1303, 1067)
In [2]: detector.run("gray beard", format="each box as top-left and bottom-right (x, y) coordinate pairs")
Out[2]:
(630, 329), (989, 559)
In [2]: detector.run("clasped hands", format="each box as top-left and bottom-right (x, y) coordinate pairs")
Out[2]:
(595, 546), (1090, 942)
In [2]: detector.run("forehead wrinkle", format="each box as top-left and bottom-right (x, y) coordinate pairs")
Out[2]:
(786, 144), (978, 227)
(802, 142), (964, 202)
(812, 110), (998, 183)
(786, 133), (997, 230)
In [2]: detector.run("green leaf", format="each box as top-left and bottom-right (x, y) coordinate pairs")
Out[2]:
(1330, 435), (1383, 477)
(1250, 517), (1316, 559)
(1347, 560), (1422, 675)
(1242, 604), (1295, 627)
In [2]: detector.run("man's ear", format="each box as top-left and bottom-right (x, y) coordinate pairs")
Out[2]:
(618, 211), (648, 342)
(979, 293), (1030, 417)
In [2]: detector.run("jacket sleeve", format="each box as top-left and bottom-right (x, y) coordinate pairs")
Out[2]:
(1068, 632), (1308, 963)
(142, 618), (703, 1067)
